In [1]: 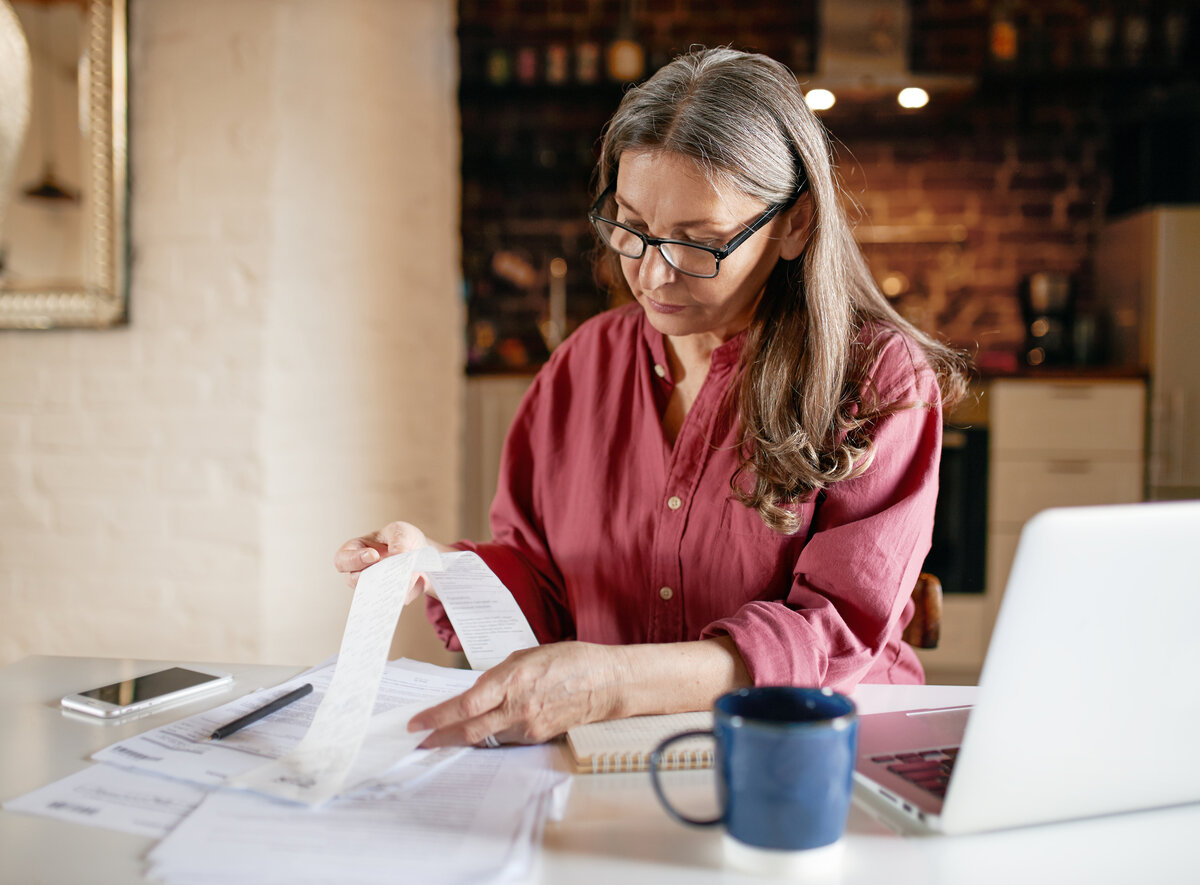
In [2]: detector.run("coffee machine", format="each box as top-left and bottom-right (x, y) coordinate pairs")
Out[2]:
(1018, 271), (1075, 366)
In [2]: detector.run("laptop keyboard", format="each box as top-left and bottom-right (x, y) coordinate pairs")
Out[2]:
(869, 747), (959, 798)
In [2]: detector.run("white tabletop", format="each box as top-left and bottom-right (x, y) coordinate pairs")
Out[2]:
(2, 656), (1197, 884)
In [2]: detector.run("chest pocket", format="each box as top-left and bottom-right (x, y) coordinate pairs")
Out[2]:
(716, 497), (813, 594)
(720, 497), (816, 538)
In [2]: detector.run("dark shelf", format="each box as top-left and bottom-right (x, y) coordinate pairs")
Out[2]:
(974, 63), (1200, 105)
(459, 80), (631, 104)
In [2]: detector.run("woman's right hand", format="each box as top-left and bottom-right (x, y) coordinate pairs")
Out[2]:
(333, 521), (432, 591)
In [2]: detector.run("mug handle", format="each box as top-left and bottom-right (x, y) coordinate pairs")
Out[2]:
(648, 729), (723, 827)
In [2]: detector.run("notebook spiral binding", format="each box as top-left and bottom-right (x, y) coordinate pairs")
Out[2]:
(589, 748), (713, 774)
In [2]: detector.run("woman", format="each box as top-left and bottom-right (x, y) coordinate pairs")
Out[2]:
(335, 47), (967, 748)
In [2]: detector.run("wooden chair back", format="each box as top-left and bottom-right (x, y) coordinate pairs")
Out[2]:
(902, 572), (942, 649)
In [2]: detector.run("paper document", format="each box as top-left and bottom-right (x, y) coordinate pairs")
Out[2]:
(4, 743), (475, 841)
(147, 746), (570, 885)
(433, 551), (540, 670)
(3, 763), (207, 838)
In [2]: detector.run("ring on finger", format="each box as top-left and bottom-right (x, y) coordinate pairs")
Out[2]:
(481, 734), (500, 749)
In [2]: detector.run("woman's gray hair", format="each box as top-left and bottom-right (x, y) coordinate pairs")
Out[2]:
(600, 48), (804, 205)
(594, 47), (967, 533)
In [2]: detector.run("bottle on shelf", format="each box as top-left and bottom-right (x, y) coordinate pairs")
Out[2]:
(607, 36), (645, 82)
(486, 48), (511, 86)
(575, 40), (601, 84)
(1120, 2), (1150, 67)
(1161, 4), (1190, 66)
(516, 46), (539, 85)
(545, 42), (569, 86)
(989, 0), (1020, 68)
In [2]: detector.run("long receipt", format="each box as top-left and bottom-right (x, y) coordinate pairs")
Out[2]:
(432, 550), (539, 670)
(231, 547), (538, 806)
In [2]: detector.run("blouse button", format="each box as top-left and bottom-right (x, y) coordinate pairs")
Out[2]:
(667, 495), (682, 510)
(659, 586), (674, 601)
(653, 364), (667, 378)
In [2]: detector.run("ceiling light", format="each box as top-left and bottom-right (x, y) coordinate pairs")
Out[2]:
(898, 87), (930, 109)
(805, 88), (836, 111)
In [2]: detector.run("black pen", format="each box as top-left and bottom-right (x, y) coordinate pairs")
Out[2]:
(208, 683), (314, 741)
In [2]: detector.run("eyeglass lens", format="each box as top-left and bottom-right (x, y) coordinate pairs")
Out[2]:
(591, 218), (719, 278)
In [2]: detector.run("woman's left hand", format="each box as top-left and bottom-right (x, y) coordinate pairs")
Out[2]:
(408, 642), (626, 747)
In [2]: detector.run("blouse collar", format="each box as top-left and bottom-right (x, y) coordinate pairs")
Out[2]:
(639, 309), (748, 382)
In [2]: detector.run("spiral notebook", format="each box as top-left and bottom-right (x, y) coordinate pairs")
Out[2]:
(564, 711), (714, 773)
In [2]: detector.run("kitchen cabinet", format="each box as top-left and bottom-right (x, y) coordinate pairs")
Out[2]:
(462, 375), (534, 542)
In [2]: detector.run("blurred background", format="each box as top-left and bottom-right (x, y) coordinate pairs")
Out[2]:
(1, 0), (1197, 684)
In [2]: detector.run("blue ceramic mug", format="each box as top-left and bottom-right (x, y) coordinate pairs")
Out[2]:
(649, 687), (858, 852)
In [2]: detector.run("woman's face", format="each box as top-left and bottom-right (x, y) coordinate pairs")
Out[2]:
(612, 149), (807, 345)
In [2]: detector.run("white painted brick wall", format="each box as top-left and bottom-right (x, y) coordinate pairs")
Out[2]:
(0, 0), (462, 668)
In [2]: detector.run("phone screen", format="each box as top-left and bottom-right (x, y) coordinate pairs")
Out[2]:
(79, 667), (222, 707)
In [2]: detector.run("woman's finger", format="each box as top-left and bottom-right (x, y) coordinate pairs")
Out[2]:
(333, 538), (383, 574)
(381, 522), (427, 554)
(408, 669), (526, 747)
(420, 708), (512, 749)
(408, 644), (613, 748)
(409, 678), (505, 735)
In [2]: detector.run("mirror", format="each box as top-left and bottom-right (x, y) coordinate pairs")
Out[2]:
(0, 0), (127, 329)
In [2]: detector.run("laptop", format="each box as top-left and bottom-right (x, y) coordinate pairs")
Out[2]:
(854, 500), (1200, 834)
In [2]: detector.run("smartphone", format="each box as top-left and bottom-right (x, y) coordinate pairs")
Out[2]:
(60, 666), (233, 719)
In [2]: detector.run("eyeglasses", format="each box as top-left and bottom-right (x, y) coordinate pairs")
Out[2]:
(588, 182), (788, 279)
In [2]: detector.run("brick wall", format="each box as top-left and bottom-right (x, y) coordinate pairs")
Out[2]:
(0, 0), (462, 667)
(836, 106), (1110, 358)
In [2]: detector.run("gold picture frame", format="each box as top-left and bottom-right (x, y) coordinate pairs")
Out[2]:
(0, 0), (127, 329)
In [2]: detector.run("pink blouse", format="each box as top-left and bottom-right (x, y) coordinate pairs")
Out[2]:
(429, 303), (943, 690)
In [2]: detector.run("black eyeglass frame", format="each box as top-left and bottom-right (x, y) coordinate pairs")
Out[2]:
(587, 181), (794, 279)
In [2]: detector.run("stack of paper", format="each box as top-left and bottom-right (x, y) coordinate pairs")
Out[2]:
(147, 746), (568, 885)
